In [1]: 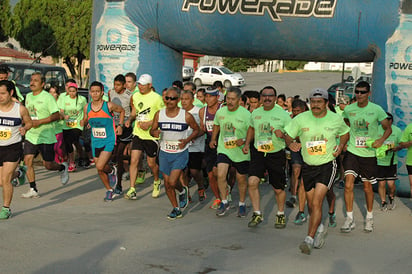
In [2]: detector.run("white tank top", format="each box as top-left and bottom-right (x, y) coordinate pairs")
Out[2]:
(109, 89), (132, 124)
(0, 102), (22, 146)
(159, 108), (189, 153)
(187, 105), (204, 153)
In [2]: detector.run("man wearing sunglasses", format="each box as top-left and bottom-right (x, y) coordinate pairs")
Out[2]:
(340, 81), (392, 233)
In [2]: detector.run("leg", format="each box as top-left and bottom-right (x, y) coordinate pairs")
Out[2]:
(164, 169), (184, 208)
(236, 172), (248, 203)
(1, 162), (19, 207)
(378, 180), (387, 205)
(307, 184), (328, 238)
(95, 152), (113, 190)
(128, 149), (142, 188)
(363, 180), (374, 212)
(298, 178), (306, 212)
(147, 156), (159, 182)
(274, 188), (286, 213)
(343, 174), (355, 212)
(209, 167), (220, 199)
(248, 176), (261, 212)
(326, 187), (336, 214)
(24, 154), (35, 183)
(216, 162), (230, 201)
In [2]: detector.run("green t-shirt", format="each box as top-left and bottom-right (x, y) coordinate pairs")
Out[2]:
(335, 107), (344, 116)
(342, 102), (388, 157)
(377, 125), (402, 166)
(400, 123), (412, 166)
(25, 90), (59, 144)
(58, 95), (87, 130)
(250, 106), (291, 153)
(214, 106), (251, 162)
(285, 110), (349, 166)
(132, 90), (164, 140)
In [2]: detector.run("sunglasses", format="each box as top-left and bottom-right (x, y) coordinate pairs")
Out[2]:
(354, 89), (369, 94)
(165, 96), (178, 101)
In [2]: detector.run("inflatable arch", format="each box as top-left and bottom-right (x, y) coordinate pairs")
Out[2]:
(90, 0), (412, 197)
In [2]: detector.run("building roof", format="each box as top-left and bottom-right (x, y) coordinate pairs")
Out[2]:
(0, 47), (34, 60)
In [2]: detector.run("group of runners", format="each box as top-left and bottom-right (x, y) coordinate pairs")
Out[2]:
(1, 65), (412, 255)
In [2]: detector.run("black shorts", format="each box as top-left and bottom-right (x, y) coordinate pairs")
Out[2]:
(188, 152), (204, 170)
(23, 140), (55, 162)
(407, 165), (412, 175)
(204, 144), (217, 173)
(302, 160), (337, 192)
(290, 149), (303, 165)
(249, 146), (286, 190)
(131, 135), (159, 158)
(377, 165), (397, 181)
(0, 142), (22, 166)
(343, 151), (377, 184)
(117, 126), (133, 143)
(216, 153), (249, 175)
(63, 128), (82, 153)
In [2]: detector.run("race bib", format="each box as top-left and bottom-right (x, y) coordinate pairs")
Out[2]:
(224, 136), (237, 149)
(92, 127), (107, 138)
(306, 140), (326, 155)
(66, 119), (77, 128)
(384, 140), (395, 150)
(137, 113), (148, 122)
(31, 116), (38, 120)
(164, 140), (180, 152)
(0, 127), (11, 140)
(257, 140), (274, 152)
(355, 136), (369, 148)
(206, 120), (214, 132)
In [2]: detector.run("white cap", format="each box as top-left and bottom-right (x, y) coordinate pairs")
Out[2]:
(137, 74), (152, 85)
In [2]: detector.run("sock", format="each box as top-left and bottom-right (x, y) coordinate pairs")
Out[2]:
(317, 223), (325, 233)
(29, 182), (37, 192)
(305, 236), (314, 244)
(239, 201), (245, 206)
(222, 199), (228, 204)
(329, 211), (334, 216)
(366, 211), (373, 219)
(254, 210), (261, 215)
(277, 211), (284, 215)
(347, 212), (353, 219)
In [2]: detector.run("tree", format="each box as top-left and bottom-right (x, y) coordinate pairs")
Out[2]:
(284, 61), (308, 70)
(0, 0), (12, 42)
(223, 57), (267, 72)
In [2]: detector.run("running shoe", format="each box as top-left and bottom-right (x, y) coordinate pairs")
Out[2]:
(209, 199), (221, 209)
(294, 212), (307, 225)
(216, 202), (230, 216)
(364, 217), (374, 233)
(136, 170), (146, 184)
(313, 227), (328, 249)
(0, 207), (11, 219)
(68, 162), (76, 172)
(237, 205), (246, 218)
(89, 158), (95, 166)
(340, 217), (355, 233)
(328, 213), (337, 228)
(60, 162), (69, 185)
(388, 196), (396, 210)
(203, 177), (209, 190)
(167, 208), (183, 220)
(274, 214), (286, 229)
(299, 236), (314, 255)
(286, 197), (297, 208)
(380, 201), (388, 211)
(21, 188), (40, 198)
(112, 186), (123, 198)
(179, 186), (189, 209)
(108, 166), (118, 189)
(198, 188), (206, 202)
(11, 178), (19, 187)
(337, 180), (345, 189)
(124, 187), (137, 200)
(83, 159), (91, 169)
(226, 184), (232, 202)
(104, 190), (114, 202)
(248, 212), (263, 227)
(152, 180), (161, 198)
(18, 166), (27, 186)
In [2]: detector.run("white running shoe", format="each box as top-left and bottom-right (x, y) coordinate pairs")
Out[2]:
(60, 162), (69, 185)
(21, 188), (40, 198)
(340, 217), (355, 233)
(364, 217), (374, 233)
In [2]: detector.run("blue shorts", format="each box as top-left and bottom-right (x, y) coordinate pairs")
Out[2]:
(159, 149), (189, 176)
(92, 142), (115, 158)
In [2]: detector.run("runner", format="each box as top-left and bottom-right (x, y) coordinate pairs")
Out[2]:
(81, 81), (125, 201)
(210, 87), (251, 217)
(150, 87), (200, 219)
(124, 74), (164, 199)
(285, 88), (349, 255)
(21, 72), (70, 198)
(0, 80), (32, 218)
(340, 81), (391, 233)
(400, 123), (412, 198)
(242, 86), (291, 228)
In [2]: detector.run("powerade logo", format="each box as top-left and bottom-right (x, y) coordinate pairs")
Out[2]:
(96, 44), (137, 52)
(389, 63), (412, 70)
(182, 0), (337, 22)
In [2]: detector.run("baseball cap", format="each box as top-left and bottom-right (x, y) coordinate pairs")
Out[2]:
(205, 87), (219, 96)
(67, 82), (78, 89)
(309, 88), (328, 100)
(137, 74), (152, 85)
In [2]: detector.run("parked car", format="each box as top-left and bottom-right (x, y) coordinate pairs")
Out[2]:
(193, 65), (245, 88)
(327, 74), (372, 101)
(182, 66), (194, 81)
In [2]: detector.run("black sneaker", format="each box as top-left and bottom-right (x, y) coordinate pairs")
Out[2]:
(286, 197), (296, 208)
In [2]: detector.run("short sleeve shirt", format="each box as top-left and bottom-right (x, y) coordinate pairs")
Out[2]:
(58, 95), (87, 130)
(285, 110), (349, 166)
(377, 125), (402, 166)
(400, 123), (412, 166)
(214, 106), (250, 162)
(342, 102), (388, 157)
(250, 106), (291, 153)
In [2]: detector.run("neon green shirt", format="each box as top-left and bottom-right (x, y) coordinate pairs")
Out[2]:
(342, 102), (388, 157)
(214, 106), (250, 162)
(132, 90), (164, 140)
(25, 90), (59, 144)
(400, 123), (412, 166)
(377, 125), (402, 166)
(250, 106), (291, 153)
(58, 95), (87, 130)
(285, 110), (349, 166)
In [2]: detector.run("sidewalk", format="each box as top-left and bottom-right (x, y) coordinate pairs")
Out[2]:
(1, 166), (412, 273)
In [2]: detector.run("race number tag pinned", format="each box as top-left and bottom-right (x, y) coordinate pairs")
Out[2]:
(164, 140), (180, 152)
(257, 140), (274, 152)
(306, 140), (326, 155)
(224, 136), (237, 149)
(92, 127), (107, 138)
(355, 136), (369, 148)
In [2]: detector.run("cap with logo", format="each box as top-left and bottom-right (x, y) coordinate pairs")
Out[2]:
(205, 87), (219, 96)
(309, 88), (328, 100)
(137, 74), (152, 85)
